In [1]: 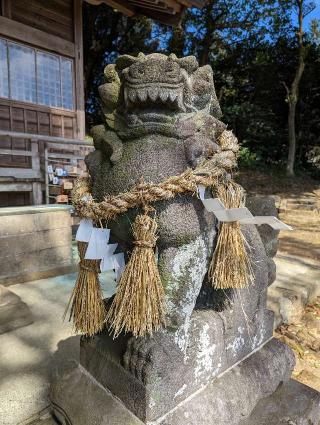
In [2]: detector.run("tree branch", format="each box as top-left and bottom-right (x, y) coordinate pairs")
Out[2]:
(281, 80), (290, 97)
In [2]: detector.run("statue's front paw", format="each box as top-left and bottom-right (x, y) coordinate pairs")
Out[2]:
(123, 337), (157, 383)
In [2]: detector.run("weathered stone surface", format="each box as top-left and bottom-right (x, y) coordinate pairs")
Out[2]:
(51, 339), (301, 425)
(157, 338), (295, 425)
(246, 196), (279, 286)
(86, 53), (229, 329)
(51, 362), (143, 425)
(0, 285), (33, 334)
(243, 379), (320, 425)
(80, 306), (274, 422)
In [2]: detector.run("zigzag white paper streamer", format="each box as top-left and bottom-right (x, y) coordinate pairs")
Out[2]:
(198, 185), (292, 230)
(76, 219), (93, 242)
(85, 228), (111, 259)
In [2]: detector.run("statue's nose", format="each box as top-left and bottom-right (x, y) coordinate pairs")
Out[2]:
(144, 63), (162, 78)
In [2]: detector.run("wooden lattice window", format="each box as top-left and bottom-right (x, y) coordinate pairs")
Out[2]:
(0, 37), (75, 111)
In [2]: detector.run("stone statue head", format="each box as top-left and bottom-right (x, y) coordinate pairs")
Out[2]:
(98, 52), (222, 135)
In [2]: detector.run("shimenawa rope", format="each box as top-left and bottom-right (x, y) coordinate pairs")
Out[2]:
(67, 130), (253, 337)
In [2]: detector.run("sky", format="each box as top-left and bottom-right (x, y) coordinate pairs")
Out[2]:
(301, 0), (320, 30)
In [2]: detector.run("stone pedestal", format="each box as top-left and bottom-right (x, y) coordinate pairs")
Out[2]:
(51, 338), (320, 425)
(78, 307), (274, 422)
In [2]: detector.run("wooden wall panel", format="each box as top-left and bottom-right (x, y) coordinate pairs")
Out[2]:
(38, 112), (50, 135)
(11, 0), (74, 42)
(11, 107), (25, 132)
(0, 99), (77, 167)
(0, 191), (30, 207)
(63, 116), (74, 138)
(51, 115), (63, 137)
(0, 105), (10, 130)
(25, 110), (38, 133)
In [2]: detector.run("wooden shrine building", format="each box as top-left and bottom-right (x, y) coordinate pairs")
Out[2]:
(0, 0), (206, 207)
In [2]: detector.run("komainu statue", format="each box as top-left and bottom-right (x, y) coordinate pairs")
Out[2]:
(51, 54), (320, 425)
(86, 52), (275, 329)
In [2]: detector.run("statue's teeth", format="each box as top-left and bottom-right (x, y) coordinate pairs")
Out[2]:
(138, 90), (147, 102)
(159, 91), (169, 102)
(169, 92), (177, 102)
(148, 89), (158, 102)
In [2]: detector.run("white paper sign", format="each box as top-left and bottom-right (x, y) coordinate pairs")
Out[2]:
(241, 216), (293, 230)
(106, 243), (118, 256)
(56, 168), (64, 176)
(85, 228), (110, 259)
(113, 252), (125, 269)
(100, 244), (118, 272)
(76, 219), (94, 242)
(198, 185), (206, 201)
(202, 198), (225, 212)
(197, 185), (291, 230)
(114, 253), (126, 281)
(214, 207), (254, 223)
(100, 256), (114, 271)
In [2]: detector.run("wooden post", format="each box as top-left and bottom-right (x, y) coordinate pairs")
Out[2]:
(74, 0), (85, 140)
(1, 0), (11, 18)
(44, 144), (50, 205)
(32, 182), (43, 205)
(31, 139), (42, 205)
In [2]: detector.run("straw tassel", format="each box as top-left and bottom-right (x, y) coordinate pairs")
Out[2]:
(64, 241), (106, 336)
(208, 182), (253, 289)
(106, 208), (165, 338)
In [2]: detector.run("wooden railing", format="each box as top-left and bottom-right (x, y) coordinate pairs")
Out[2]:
(0, 130), (93, 205)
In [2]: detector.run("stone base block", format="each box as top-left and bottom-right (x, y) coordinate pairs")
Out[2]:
(49, 338), (319, 425)
(243, 379), (320, 425)
(79, 309), (274, 422)
(0, 285), (33, 334)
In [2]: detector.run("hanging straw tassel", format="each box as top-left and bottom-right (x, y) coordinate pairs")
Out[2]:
(64, 241), (106, 336)
(106, 208), (165, 338)
(208, 181), (253, 289)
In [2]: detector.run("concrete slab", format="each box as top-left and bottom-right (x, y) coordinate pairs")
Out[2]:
(0, 271), (116, 425)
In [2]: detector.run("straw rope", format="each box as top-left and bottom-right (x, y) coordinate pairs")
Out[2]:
(72, 130), (239, 220)
(106, 211), (165, 338)
(66, 129), (253, 338)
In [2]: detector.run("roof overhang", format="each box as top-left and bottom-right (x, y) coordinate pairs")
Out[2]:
(85, 0), (207, 26)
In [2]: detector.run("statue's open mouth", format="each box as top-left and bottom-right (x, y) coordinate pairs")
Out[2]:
(123, 83), (186, 114)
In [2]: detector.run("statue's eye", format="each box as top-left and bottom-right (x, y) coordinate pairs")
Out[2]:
(166, 61), (177, 73)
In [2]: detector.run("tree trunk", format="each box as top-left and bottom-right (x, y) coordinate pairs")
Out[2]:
(287, 101), (297, 176)
(285, 0), (306, 177)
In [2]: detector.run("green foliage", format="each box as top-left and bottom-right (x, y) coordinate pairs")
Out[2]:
(83, 1), (320, 175)
(238, 147), (258, 167)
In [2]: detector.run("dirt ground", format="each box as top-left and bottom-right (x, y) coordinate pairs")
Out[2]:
(238, 168), (320, 392)
(275, 301), (320, 392)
